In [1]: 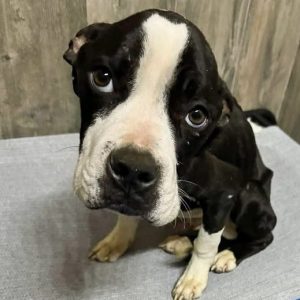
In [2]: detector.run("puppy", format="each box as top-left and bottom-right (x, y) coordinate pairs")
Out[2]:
(63, 9), (276, 300)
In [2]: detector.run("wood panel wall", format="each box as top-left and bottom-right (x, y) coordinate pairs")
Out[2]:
(279, 43), (300, 142)
(1, 0), (300, 142)
(0, 0), (86, 138)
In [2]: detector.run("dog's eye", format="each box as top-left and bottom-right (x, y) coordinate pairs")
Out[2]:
(89, 67), (113, 93)
(185, 107), (208, 129)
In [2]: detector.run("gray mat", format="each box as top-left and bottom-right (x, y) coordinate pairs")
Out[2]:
(0, 127), (299, 299)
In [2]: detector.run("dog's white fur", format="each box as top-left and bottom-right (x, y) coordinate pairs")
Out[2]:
(173, 226), (224, 299)
(74, 14), (189, 226)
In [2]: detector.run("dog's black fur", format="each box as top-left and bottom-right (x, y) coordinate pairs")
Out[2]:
(64, 9), (276, 267)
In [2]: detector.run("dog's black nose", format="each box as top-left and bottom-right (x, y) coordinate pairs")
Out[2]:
(108, 147), (159, 191)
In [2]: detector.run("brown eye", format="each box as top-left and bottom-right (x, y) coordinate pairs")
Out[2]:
(185, 107), (208, 128)
(89, 67), (113, 93)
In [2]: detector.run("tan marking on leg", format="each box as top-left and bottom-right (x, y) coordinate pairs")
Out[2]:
(223, 219), (238, 240)
(89, 215), (138, 262)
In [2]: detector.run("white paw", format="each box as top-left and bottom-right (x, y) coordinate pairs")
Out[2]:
(211, 249), (237, 273)
(172, 273), (206, 300)
(172, 255), (208, 300)
(88, 231), (131, 262)
(159, 235), (193, 258)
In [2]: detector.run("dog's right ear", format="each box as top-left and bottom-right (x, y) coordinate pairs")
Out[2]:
(63, 23), (110, 66)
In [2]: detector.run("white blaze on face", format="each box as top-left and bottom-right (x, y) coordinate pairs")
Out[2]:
(74, 14), (189, 226)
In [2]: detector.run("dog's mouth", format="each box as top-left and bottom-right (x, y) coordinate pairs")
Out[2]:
(81, 185), (180, 226)
(84, 188), (152, 218)
(88, 173), (158, 214)
(74, 154), (179, 225)
(85, 201), (142, 216)
(107, 204), (142, 216)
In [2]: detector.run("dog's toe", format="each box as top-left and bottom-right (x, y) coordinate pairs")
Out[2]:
(89, 235), (130, 262)
(172, 276), (205, 300)
(159, 235), (193, 258)
(211, 249), (237, 273)
(172, 259), (208, 300)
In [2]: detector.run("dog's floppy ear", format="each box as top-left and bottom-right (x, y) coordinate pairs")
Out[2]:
(217, 78), (235, 127)
(63, 23), (110, 66)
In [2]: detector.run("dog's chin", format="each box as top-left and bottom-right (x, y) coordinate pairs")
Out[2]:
(82, 198), (179, 226)
(83, 198), (147, 217)
(83, 200), (105, 210)
(106, 204), (142, 216)
(147, 202), (180, 227)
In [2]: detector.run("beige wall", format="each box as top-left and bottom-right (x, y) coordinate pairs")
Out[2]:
(1, 0), (300, 142)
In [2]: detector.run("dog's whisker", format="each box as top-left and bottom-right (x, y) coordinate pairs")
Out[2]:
(178, 188), (195, 213)
(172, 215), (177, 228)
(178, 188), (192, 225)
(182, 200), (192, 225)
(177, 197), (188, 230)
(178, 179), (201, 188)
(56, 145), (79, 152)
(178, 187), (193, 200)
(179, 209), (186, 229)
(179, 195), (192, 226)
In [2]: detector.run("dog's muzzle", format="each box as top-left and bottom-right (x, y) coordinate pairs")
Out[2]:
(94, 146), (161, 216)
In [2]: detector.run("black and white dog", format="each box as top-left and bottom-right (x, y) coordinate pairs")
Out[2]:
(63, 9), (277, 300)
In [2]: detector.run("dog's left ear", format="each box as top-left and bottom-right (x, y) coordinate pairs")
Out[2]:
(63, 23), (111, 66)
(217, 78), (235, 127)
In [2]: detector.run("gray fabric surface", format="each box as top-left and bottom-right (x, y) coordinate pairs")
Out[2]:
(0, 127), (299, 300)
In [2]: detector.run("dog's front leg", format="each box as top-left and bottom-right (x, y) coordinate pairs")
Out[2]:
(173, 191), (234, 299)
(172, 225), (223, 299)
(89, 214), (138, 262)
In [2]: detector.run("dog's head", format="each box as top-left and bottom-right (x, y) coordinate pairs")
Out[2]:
(63, 10), (232, 226)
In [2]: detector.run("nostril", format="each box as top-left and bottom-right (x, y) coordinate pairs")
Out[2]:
(113, 161), (130, 178)
(108, 147), (159, 190)
(109, 153), (129, 178)
(137, 171), (156, 185)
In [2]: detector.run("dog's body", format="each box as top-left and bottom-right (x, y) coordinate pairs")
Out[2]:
(64, 9), (276, 299)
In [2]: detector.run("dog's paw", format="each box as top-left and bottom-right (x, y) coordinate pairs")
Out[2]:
(159, 235), (193, 258)
(211, 249), (237, 273)
(88, 231), (131, 262)
(172, 274), (206, 300)
(172, 257), (208, 300)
